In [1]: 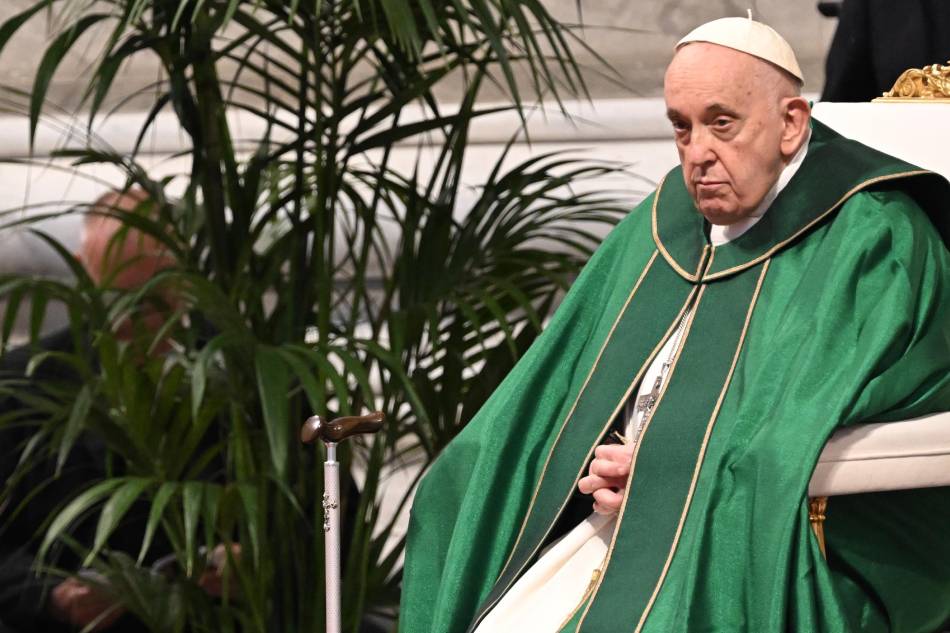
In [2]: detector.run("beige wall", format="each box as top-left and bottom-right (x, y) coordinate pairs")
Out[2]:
(0, 0), (837, 113)
(0, 1), (157, 113)
(541, 0), (837, 97)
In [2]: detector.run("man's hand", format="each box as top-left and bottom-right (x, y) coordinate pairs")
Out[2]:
(198, 543), (242, 598)
(50, 577), (123, 631)
(577, 442), (634, 514)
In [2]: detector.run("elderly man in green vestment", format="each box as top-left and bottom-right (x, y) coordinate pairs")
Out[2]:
(400, 16), (950, 633)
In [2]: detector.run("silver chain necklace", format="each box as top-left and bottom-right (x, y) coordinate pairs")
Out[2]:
(626, 308), (691, 445)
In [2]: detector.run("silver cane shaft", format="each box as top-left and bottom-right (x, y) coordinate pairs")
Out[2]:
(324, 442), (342, 633)
(301, 412), (384, 633)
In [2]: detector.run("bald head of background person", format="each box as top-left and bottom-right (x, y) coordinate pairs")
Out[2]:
(77, 188), (174, 291)
(76, 188), (179, 348)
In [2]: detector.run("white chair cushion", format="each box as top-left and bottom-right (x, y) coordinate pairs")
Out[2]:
(808, 412), (950, 497)
(812, 102), (950, 180)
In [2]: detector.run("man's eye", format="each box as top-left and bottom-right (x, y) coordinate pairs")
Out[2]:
(671, 121), (688, 133)
(713, 118), (732, 128)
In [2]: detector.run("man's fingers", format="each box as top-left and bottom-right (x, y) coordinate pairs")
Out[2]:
(578, 474), (613, 494)
(591, 443), (635, 477)
(592, 487), (625, 513)
(577, 474), (626, 494)
(594, 443), (635, 462)
(589, 457), (630, 478)
(581, 442), (635, 513)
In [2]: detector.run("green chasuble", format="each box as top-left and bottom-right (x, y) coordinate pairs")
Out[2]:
(399, 120), (950, 633)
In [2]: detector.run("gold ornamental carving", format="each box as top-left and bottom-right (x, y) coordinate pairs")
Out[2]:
(874, 61), (950, 102)
(808, 496), (828, 559)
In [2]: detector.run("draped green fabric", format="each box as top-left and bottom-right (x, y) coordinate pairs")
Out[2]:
(399, 120), (950, 633)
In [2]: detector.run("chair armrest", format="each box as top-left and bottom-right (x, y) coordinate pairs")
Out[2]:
(808, 412), (950, 497)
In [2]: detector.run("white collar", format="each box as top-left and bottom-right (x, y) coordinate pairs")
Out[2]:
(709, 130), (811, 246)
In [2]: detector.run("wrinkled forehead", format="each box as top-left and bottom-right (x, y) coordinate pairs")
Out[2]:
(664, 43), (775, 113)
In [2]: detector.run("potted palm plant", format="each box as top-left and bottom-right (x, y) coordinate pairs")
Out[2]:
(0, 1), (634, 631)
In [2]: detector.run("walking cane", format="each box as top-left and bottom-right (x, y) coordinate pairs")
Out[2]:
(300, 411), (385, 633)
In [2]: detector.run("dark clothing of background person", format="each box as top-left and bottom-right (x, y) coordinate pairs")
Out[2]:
(822, 0), (950, 102)
(0, 328), (375, 632)
(0, 329), (143, 633)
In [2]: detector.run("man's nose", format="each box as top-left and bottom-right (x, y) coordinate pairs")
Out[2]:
(684, 130), (716, 168)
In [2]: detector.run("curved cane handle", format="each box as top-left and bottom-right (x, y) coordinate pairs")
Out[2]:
(300, 411), (385, 444)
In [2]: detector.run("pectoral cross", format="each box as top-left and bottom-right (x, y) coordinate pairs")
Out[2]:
(636, 375), (663, 416)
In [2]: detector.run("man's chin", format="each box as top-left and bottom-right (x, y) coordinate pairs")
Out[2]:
(696, 203), (743, 226)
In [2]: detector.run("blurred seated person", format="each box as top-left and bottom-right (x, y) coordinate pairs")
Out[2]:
(77, 187), (178, 349)
(0, 188), (229, 632)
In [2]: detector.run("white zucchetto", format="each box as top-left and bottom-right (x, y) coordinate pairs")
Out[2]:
(676, 16), (804, 84)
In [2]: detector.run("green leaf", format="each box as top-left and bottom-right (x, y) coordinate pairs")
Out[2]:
(349, 106), (510, 155)
(28, 291), (49, 342)
(39, 479), (124, 562)
(85, 35), (148, 126)
(255, 345), (291, 478)
(0, 0), (55, 60)
(191, 333), (234, 420)
(275, 347), (326, 414)
(356, 338), (430, 427)
(182, 481), (203, 577)
(290, 346), (352, 415)
(201, 483), (220, 552)
(170, 0), (191, 31)
(29, 13), (112, 149)
(88, 477), (152, 565)
(237, 483), (261, 568)
(137, 482), (177, 565)
(29, 229), (96, 289)
(379, 0), (420, 54)
(1, 283), (26, 348)
(57, 383), (93, 475)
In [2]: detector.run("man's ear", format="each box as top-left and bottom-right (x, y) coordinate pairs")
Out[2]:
(780, 96), (811, 158)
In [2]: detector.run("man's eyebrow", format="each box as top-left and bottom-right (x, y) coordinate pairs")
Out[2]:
(706, 103), (740, 117)
(665, 104), (741, 120)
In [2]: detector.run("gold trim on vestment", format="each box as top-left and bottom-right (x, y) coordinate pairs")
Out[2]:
(702, 171), (930, 280)
(471, 250), (662, 627)
(558, 285), (701, 629)
(633, 258), (771, 633)
(573, 259), (713, 632)
(694, 245), (710, 280)
(651, 175), (702, 283)
(651, 170), (932, 282)
(555, 568), (600, 632)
